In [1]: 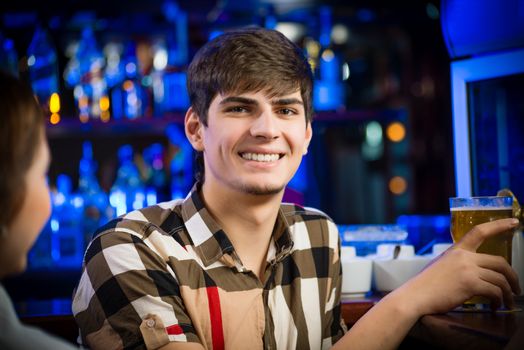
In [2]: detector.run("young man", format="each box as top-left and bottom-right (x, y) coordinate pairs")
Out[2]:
(73, 28), (520, 350)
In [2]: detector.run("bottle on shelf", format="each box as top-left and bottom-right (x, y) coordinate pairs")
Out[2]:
(103, 41), (125, 91)
(313, 6), (346, 111)
(110, 41), (146, 120)
(27, 26), (60, 115)
(151, 39), (170, 116)
(166, 124), (193, 199)
(110, 145), (146, 216)
(140, 143), (168, 204)
(50, 174), (84, 268)
(65, 27), (109, 122)
(158, 1), (190, 113)
(78, 141), (114, 246)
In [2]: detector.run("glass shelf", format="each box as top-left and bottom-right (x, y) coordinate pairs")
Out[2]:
(46, 113), (185, 137)
(46, 109), (406, 137)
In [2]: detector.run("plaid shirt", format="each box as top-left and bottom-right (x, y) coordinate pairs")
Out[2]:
(72, 184), (346, 350)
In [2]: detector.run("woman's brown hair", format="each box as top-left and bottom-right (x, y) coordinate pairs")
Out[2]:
(0, 70), (45, 228)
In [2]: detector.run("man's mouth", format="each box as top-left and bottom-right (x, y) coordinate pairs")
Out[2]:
(239, 152), (283, 162)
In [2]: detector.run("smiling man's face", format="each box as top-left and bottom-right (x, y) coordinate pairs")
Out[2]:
(195, 89), (312, 197)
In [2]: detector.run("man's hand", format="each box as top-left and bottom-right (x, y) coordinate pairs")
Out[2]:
(402, 217), (521, 315)
(333, 218), (521, 350)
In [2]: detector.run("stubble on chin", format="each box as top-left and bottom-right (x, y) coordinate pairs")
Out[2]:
(238, 183), (285, 196)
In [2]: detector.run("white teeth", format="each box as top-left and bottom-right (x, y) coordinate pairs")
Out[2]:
(241, 153), (280, 162)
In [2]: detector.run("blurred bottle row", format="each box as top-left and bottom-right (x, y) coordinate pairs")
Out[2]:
(0, 4), (348, 123)
(0, 2), (190, 124)
(29, 125), (194, 269)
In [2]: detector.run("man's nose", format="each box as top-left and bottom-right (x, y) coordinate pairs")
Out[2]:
(250, 110), (279, 139)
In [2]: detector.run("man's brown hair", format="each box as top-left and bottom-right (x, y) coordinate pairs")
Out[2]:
(0, 71), (45, 228)
(186, 27), (313, 181)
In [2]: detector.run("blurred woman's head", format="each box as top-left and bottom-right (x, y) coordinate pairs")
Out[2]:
(0, 70), (51, 278)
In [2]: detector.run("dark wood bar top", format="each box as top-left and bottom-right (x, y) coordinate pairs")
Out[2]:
(341, 294), (524, 349)
(408, 297), (524, 350)
(16, 295), (524, 348)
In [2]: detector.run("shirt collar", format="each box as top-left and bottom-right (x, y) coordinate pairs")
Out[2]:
(180, 182), (294, 267)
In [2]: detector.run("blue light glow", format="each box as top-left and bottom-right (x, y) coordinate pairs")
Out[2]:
(132, 191), (145, 210)
(146, 189), (157, 206)
(50, 219), (59, 232)
(27, 55), (36, 66)
(72, 195), (84, 209)
(365, 121), (383, 147)
(109, 190), (127, 216)
(125, 62), (136, 75)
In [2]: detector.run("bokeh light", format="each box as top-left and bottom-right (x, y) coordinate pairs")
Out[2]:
(386, 122), (406, 142)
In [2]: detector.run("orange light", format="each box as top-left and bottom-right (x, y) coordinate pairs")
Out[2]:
(386, 122), (406, 142)
(50, 113), (60, 124)
(123, 80), (134, 91)
(389, 176), (407, 195)
(100, 110), (111, 122)
(49, 93), (60, 113)
(78, 96), (89, 109)
(321, 49), (334, 62)
(99, 96), (110, 112)
(79, 114), (89, 123)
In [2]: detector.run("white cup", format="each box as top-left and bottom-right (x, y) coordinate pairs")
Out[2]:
(340, 246), (373, 296)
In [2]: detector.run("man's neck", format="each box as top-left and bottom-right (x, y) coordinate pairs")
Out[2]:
(200, 181), (283, 279)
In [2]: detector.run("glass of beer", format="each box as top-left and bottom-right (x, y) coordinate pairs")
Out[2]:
(450, 196), (514, 308)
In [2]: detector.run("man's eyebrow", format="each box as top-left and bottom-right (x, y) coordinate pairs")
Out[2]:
(219, 96), (258, 105)
(271, 98), (304, 106)
(219, 96), (304, 106)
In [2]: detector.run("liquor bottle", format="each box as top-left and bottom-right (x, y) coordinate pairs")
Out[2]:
(78, 141), (114, 246)
(65, 27), (108, 122)
(27, 26), (59, 113)
(50, 174), (84, 268)
(313, 6), (345, 111)
(141, 143), (167, 204)
(151, 40), (169, 116)
(111, 42), (145, 119)
(104, 41), (125, 90)
(166, 124), (193, 199)
(158, 1), (190, 113)
(110, 145), (146, 216)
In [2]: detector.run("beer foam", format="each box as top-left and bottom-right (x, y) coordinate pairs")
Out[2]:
(450, 206), (512, 211)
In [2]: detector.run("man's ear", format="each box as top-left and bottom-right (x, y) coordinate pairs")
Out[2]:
(184, 107), (205, 151)
(303, 122), (313, 155)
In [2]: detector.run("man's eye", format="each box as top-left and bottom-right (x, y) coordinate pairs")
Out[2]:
(226, 106), (248, 113)
(279, 108), (296, 116)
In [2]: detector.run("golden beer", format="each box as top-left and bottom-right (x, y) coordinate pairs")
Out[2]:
(450, 196), (514, 306)
(451, 207), (514, 260)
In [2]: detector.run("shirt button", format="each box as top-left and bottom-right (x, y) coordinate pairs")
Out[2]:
(146, 319), (156, 328)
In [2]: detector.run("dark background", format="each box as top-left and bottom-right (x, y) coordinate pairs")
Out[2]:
(1, 0), (455, 224)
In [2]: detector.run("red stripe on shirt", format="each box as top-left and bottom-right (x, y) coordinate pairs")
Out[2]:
(166, 324), (184, 335)
(206, 286), (224, 350)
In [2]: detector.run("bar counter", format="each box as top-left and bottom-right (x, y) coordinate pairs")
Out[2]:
(341, 294), (524, 349)
(17, 295), (524, 349)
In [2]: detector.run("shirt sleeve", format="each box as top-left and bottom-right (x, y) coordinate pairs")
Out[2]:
(322, 219), (348, 349)
(72, 229), (201, 350)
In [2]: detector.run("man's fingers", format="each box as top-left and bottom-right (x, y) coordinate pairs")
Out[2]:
(475, 253), (522, 295)
(457, 218), (519, 252)
(479, 268), (516, 310)
(473, 279), (504, 310)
